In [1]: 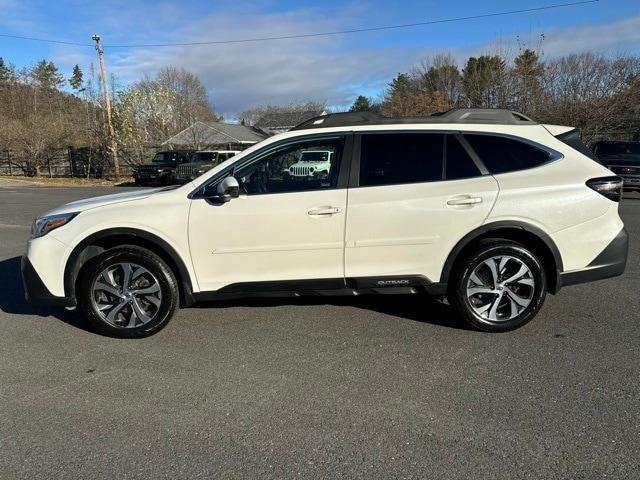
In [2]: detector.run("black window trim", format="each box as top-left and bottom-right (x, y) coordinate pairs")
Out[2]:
(188, 132), (354, 199)
(454, 133), (490, 175)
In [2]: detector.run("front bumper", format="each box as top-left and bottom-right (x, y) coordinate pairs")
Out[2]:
(21, 256), (75, 307)
(174, 175), (196, 183)
(559, 227), (628, 288)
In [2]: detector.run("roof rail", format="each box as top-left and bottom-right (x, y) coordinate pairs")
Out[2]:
(291, 108), (537, 131)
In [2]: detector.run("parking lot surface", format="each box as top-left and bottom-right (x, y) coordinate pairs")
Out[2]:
(0, 182), (639, 479)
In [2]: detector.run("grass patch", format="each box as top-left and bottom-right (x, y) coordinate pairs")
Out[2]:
(0, 175), (136, 187)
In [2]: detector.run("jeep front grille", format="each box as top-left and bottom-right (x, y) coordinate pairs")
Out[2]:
(291, 166), (311, 176)
(176, 165), (197, 178)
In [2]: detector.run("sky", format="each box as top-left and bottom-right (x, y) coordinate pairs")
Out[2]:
(0, 0), (639, 118)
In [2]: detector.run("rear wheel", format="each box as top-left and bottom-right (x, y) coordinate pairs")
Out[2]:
(448, 240), (547, 332)
(77, 246), (179, 338)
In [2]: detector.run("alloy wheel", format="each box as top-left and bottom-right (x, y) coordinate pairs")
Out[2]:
(466, 255), (535, 322)
(91, 262), (162, 328)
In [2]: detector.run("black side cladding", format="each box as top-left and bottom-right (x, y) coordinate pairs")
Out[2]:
(560, 228), (628, 287)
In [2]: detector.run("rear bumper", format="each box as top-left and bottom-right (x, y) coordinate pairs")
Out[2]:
(21, 256), (74, 307)
(559, 227), (628, 288)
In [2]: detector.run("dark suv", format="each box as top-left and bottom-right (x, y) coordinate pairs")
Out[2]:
(174, 150), (239, 184)
(592, 141), (640, 191)
(134, 150), (195, 186)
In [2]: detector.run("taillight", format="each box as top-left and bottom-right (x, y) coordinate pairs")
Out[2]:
(586, 176), (623, 202)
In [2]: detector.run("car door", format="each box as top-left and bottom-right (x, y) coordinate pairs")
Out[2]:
(344, 132), (499, 284)
(188, 134), (351, 292)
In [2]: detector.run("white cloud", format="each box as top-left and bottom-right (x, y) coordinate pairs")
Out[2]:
(100, 8), (419, 118)
(429, 14), (640, 66)
(47, 7), (640, 118)
(539, 14), (640, 56)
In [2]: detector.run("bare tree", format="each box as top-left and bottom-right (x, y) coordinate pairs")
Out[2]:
(539, 53), (640, 142)
(240, 100), (327, 128)
(414, 54), (462, 107)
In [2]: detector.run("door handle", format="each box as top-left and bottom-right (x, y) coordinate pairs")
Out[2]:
(308, 206), (342, 216)
(446, 196), (483, 206)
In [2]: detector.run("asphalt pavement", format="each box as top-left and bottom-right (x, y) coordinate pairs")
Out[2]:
(0, 180), (638, 479)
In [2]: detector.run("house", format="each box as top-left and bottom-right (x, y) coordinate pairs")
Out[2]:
(253, 109), (327, 136)
(162, 121), (268, 151)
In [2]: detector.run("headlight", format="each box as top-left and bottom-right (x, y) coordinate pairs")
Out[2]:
(31, 212), (78, 239)
(197, 169), (204, 174)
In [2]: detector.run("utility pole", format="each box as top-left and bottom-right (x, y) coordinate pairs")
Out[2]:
(92, 34), (119, 177)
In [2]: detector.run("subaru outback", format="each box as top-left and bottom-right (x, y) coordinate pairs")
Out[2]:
(22, 109), (628, 338)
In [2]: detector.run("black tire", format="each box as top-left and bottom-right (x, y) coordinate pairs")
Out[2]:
(448, 240), (547, 332)
(77, 245), (179, 338)
(135, 179), (148, 187)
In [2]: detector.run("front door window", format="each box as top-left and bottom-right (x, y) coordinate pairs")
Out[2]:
(232, 137), (345, 195)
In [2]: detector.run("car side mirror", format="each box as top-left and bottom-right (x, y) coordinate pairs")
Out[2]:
(214, 176), (240, 203)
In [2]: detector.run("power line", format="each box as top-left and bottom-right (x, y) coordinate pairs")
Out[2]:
(0, 33), (88, 46)
(0, 0), (599, 49)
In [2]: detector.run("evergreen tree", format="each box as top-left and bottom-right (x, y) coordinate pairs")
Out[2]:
(462, 55), (507, 108)
(0, 56), (11, 83)
(69, 64), (84, 92)
(349, 95), (374, 112)
(513, 49), (544, 113)
(31, 60), (65, 90)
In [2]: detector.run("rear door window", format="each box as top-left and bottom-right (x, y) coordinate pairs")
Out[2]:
(463, 134), (552, 174)
(359, 133), (444, 187)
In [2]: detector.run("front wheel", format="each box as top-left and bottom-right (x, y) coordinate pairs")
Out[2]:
(77, 246), (179, 338)
(448, 240), (547, 332)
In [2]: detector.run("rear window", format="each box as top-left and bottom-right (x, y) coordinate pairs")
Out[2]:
(557, 129), (600, 161)
(193, 152), (217, 162)
(593, 142), (640, 157)
(463, 134), (551, 174)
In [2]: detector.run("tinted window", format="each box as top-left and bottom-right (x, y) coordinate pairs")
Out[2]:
(557, 129), (599, 161)
(593, 142), (640, 157)
(359, 133), (444, 187)
(231, 136), (344, 195)
(445, 135), (481, 180)
(193, 152), (216, 162)
(463, 134), (551, 174)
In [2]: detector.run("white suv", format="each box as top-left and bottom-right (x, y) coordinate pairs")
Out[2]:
(22, 109), (628, 338)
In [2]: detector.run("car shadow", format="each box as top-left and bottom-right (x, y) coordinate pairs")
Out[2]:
(0, 255), (471, 333)
(0, 256), (92, 333)
(197, 294), (473, 331)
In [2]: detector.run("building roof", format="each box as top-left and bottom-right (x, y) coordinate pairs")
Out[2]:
(163, 121), (267, 147)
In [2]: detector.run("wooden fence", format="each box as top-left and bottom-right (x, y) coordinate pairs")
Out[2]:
(0, 148), (134, 177)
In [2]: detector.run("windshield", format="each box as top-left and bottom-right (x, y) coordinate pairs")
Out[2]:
(152, 152), (175, 163)
(193, 152), (217, 162)
(300, 151), (330, 162)
(595, 142), (640, 157)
